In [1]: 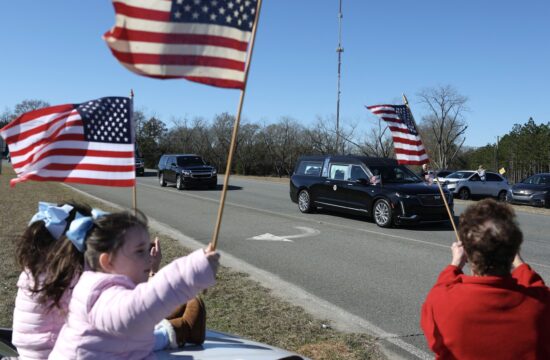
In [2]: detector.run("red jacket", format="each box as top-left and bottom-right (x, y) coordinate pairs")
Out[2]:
(421, 264), (550, 360)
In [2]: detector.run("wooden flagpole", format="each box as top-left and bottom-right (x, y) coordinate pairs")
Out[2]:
(402, 94), (460, 242)
(130, 89), (137, 216)
(211, 0), (263, 250)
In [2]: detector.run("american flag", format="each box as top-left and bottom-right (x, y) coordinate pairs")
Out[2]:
(366, 104), (429, 165)
(103, 0), (259, 89)
(0, 97), (136, 187)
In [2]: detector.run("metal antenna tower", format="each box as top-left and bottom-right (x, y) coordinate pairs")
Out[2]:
(335, 0), (344, 154)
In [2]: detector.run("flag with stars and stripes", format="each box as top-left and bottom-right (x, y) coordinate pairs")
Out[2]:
(366, 104), (429, 165)
(103, 0), (259, 89)
(0, 97), (136, 187)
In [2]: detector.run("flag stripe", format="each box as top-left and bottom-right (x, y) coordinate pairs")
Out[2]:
(44, 163), (135, 172)
(109, 28), (248, 51)
(109, 49), (245, 71)
(13, 148), (135, 170)
(367, 104), (429, 165)
(0, 105), (75, 132)
(118, 62), (245, 81)
(11, 174), (135, 187)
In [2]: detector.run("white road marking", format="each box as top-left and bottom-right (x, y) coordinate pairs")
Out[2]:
(248, 226), (320, 242)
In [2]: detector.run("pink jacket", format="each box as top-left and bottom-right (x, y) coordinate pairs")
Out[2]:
(48, 249), (215, 360)
(12, 271), (73, 360)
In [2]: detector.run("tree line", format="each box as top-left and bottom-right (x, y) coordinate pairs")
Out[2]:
(462, 117), (550, 183)
(0, 87), (545, 182)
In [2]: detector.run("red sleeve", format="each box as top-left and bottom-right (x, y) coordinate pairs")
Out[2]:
(420, 266), (462, 357)
(512, 263), (546, 287)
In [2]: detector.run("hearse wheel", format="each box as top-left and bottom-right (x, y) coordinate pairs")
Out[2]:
(374, 199), (393, 228)
(298, 190), (315, 213)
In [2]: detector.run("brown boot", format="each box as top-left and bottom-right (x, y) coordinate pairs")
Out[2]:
(166, 303), (186, 320)
(168, 297), (206, 347)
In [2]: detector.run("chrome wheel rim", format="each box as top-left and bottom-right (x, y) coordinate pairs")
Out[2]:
(375, 202), (390, 225)
(298, 191), (310, 212)
(159, 174), (163, 185)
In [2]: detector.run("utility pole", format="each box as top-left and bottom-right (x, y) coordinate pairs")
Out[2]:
(495, 136), (499, 171)
(335, 0), (344, 154)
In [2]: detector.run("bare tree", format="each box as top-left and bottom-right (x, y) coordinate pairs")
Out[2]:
(417, 85), (468, 169)
(360, 118), (394, 157)
(13, 99), (50, 117)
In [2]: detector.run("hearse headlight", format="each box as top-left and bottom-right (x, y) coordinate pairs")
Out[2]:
(182, 170), (191, 176)
(532, 191), (547, 198)
(396, 192), (413, 199)
(212, 168), (217, 175)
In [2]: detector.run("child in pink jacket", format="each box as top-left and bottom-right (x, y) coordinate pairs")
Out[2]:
(48, 210), (219, 359)
(12, 201), (92, 360)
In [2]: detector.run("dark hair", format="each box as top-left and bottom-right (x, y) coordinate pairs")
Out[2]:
(16, 201), (92, 286)
(32, 201), (92, 307)
(84, 210), (148, 271)
(458, 199), (522, 276)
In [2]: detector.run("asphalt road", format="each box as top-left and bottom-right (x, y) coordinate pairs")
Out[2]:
(69, 171), (550, 359)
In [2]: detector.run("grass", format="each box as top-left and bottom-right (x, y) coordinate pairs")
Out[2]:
(0, 164), (385, 360)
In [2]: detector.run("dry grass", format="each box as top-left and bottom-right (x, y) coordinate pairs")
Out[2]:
(0, 164), (384, 359)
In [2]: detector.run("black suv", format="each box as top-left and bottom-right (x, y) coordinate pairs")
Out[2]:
(157, 154), (217, 190)
(290, 155), (453, 227)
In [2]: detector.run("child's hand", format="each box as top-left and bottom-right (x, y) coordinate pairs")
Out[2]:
(204, 242), (220, 275)
(150, 237), (162, 273)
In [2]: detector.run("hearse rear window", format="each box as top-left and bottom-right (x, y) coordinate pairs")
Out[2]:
(296, 161), (323, 176)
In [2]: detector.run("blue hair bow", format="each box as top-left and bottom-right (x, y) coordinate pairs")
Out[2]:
(65, 208), (109, 253)
(29, 202), (74, 240)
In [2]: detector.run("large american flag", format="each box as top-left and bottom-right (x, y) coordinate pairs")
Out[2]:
(0, 97), (136, 187)
(103, 0), (259, 89)
(366, 104), (429, 165)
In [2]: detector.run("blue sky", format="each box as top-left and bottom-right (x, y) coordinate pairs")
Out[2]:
(1, 1), (548, 147)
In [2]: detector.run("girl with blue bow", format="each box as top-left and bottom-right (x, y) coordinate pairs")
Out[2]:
(12, 201), (92, 360)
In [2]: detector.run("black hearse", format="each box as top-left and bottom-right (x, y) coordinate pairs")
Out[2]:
(289, 155), (453, 227)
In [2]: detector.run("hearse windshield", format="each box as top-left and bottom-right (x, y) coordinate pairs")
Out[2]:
(177, 156), (205, 167)
(368, 165), (422, 184)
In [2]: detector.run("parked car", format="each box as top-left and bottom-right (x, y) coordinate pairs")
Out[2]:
(435, 169), (453, 182)
(157, 154), (217, 190)
(506, 173), (550, 208)
(442, 170), (509, 201)
(0, 328), (310, 360)
(289, 155), (453, 228)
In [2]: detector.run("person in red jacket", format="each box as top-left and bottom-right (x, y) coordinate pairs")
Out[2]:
(421, 199), (550, 360)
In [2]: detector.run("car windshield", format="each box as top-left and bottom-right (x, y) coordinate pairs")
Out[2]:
(368, 165), (422, 183)
(446, 171), (474, 179)
(177, 156), (205, 166)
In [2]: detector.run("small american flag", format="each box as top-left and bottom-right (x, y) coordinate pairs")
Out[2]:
(366, 104), (429, 165)
(103, 0), (259, 89)
(0, 97), (136, 187)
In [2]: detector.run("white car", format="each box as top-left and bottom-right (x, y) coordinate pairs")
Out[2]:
(0, 329), (309, 360)
(442, 170), (510, 201)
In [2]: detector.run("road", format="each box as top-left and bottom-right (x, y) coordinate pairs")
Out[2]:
(70, 171), (550, 359)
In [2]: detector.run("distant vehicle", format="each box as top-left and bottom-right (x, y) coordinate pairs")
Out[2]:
(506, 173), (550, 208)
(442, 170), (509, 201)
(434, 170), (454, 184)
(290, 155), (453, 228)
(135, 156), (145, 176)
(157, 154), (217, 190)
